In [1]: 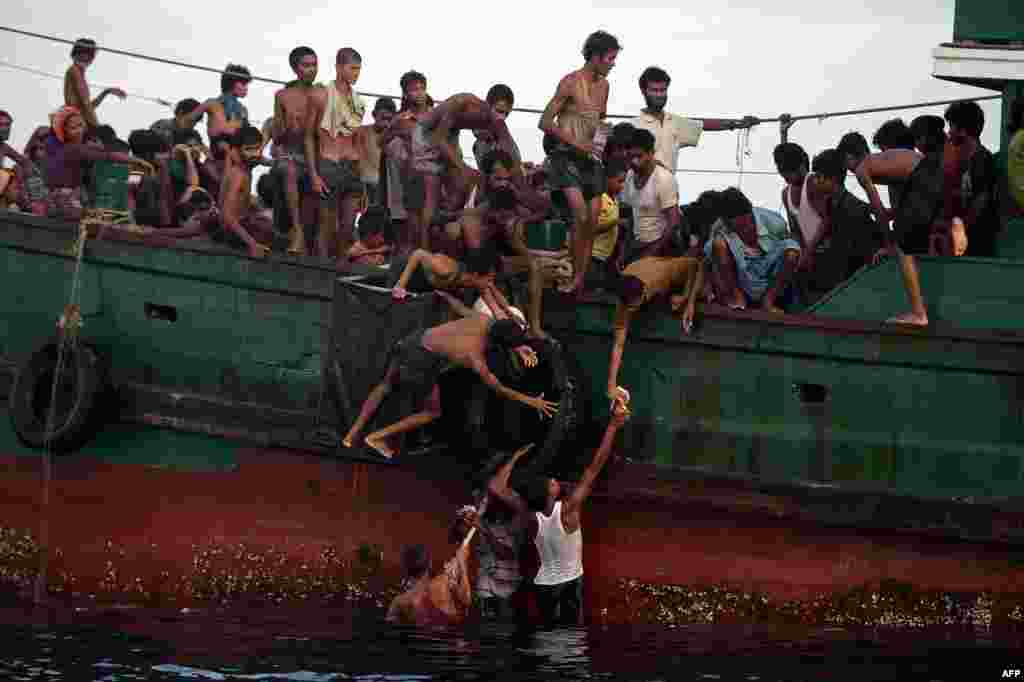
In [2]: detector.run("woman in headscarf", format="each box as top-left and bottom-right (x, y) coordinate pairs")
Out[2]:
(44, 105), (142, 221)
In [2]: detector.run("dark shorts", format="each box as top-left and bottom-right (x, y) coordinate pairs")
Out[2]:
(584, 257), (617, 291)
(320, 158), (363, 198)
(546, 151), (605, 202)
(534, 576), (583, 626)
(364, 181), (380, 206)
(892, 156), (942, 256)
(387, 329), (448, 406)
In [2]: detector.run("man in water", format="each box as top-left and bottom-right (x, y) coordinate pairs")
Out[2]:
(63, 38), (126, 130)
(851, 115), (946, 326)
(539, 30), (620, 296)
(487, 396), (631, 626)
(306, 47), (366, 262)
(342, 289), (557, 458)
(411, 92), (521, 251)
(272, 46), (320, 255)
(387, 507), (480, 626)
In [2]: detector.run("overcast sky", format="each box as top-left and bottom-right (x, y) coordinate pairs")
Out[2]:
(0, 0), (1003, 212)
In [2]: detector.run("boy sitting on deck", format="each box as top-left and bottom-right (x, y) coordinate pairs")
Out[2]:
(215, 125), (277, 257)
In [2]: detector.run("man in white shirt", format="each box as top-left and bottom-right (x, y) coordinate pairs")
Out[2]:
(630, 66), (759, 176)
(620, 128), (679, 262)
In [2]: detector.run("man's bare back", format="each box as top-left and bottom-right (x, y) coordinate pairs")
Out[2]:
(421, 314), (491, 367)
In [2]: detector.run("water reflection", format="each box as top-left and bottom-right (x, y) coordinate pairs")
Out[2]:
(0, 606), (1018, 681)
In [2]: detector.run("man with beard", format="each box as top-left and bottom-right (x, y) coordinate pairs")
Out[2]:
(456, 148), (552, 339)
(272, 46), (320, 255)
(539, 30), (620, 297)
(630, 66), (757, 177)
(218, 125), (276, 257)
(306, 47), (366, 263)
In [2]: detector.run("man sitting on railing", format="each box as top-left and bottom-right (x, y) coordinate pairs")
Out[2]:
(214, 125), (276, 257)
(705, 187), (801, 314)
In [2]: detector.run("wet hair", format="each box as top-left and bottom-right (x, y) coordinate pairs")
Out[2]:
(174, 98), (203, 118)
(488, 318), (528, 349)
(486, 84), (515, 107)
(94, 125), (119, 147)
(772, 142), (808, 174)
(373, 97), (397, 114)
(71, 38), (97, 61)
(358, 205), (391, 239)
(910, 115), (947, 154)
(128, 129), (167, 160)
(288, 46), (317, 70)
(172, 127), (203, 147)
(256, 173), (277, 208)
(718, 187), (753, 221)
(944, 99), (984, 138)
(401, 544), (430, 579)
(480, 148), (517, 176)
(811, 149), (846, 183)
(336, 47), (362, 65)
(638, 66), (671, 91)
(0, 110), (11, 123)
(582, 30), (621, 61)
(231, 125), (264, 148)
(604, 157), (628, 179)
(629, 128), (656, 153)
(466, 244), (499, 275)
(220, 63), (252, 94)
(1010, 98), (1024, 135)
(837, 131), (870, 160)
(872, 118), (915, 151)
(521, 477), (553, 512)
(616, 274), (645, 306)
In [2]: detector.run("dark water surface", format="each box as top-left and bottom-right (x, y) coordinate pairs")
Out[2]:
(0, 605), (1019, 681)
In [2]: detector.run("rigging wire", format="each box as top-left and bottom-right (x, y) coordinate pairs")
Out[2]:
(0, 59), (173, 107)
(0, 24), (1002, 124)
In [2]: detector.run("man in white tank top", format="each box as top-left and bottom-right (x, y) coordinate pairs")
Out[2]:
(487, 397), (630, 626)
(774, 142), (830, 270)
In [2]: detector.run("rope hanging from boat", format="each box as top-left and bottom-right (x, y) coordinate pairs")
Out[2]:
(0, 24), (1002, 124)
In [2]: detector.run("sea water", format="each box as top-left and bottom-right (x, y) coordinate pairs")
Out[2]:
(0, 605), (1019, 681)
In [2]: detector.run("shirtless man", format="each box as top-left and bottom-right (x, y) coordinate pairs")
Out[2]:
(539, 30), (621, 296)
(63, 38), (126, 130)
(411, 93), (522, 251)
(488, 396), (630, 627)
(272, 46), (320, 255)
(851, 115), (945, 326)
(219, 125), (275, 258)
(457, 148), (553, 338)
(472, 84), (521, 169)
(356, 98), (397, 206)
(386, 507), (480, 626)
(306, 47), (366, 263)
(342, 289), (557, 458)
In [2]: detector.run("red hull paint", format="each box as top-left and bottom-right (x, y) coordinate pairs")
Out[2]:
(1, 448), (1023, 624)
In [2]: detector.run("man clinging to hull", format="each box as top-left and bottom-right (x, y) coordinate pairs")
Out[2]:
(272, 46), (320, 255)
(539, 30), (621, 297)
(306, 47), (366, 263)
(411, 92), (522, 251)
(63, 38), (126, 130)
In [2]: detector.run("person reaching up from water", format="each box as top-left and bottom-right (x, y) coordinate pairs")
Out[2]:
(387, 506), (481, 626)
(342, 289), (556, 458)
(63, 38), (126, 130)
(851, 115), (946, 326)
(487, 395), (631, 627)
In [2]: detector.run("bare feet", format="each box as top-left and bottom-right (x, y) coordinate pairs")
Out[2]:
(287, 225), (307, 255)
(886, 311), (929, 326)
(365, 434), (395, 459)
(248, 243), (270, 259)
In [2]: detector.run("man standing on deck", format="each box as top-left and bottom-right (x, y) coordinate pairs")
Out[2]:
(539, 30), (620, 297)
(487, 397), (631, 627)
(306, 47), (366, 263)
(356, 97), (397, 207)
(63, 38), (126, 130)
(271, 46), (320, 255)
(630, 66), (758, 178)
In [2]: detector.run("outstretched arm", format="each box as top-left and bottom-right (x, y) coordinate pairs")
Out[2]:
(564, 400), (629, 515)
(487, 444), (534, 517)
(606, 305), (632, 399)
(392, 248), (427, 298)
(472, 355), (558, 418)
